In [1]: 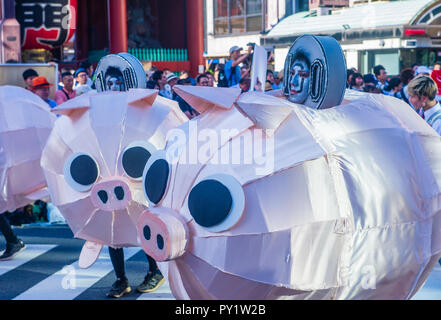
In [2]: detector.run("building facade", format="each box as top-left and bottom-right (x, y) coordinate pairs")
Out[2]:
(204, 0), (309, 63)
(3, 0), (440, 77)
(76, 0), (205, 76)
(263, 0), (441, 75)
(0, 0), (205, 76)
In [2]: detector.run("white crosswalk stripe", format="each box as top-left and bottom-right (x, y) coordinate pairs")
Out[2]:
(0, 244), (57, 277)
(14, 247), (142, 300)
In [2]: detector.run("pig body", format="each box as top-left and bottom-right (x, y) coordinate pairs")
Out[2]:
(137, 86), (441, 299)
(0, 86), (56, 213)
(41, 89), (187, 256)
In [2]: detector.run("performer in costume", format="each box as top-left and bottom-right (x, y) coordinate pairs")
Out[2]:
(0, 86), (56, 260)
(135, 35), (441, 299)
(41, 53), (187, 298)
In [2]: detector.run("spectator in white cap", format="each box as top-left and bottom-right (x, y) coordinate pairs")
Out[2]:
(415, 66), (432, 76)
(225, 45), (252, 87)
(160, 72), (179, 100)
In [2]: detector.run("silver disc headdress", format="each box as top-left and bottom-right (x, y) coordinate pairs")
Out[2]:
(95, 53), (146, 92)
(283, 35), (346, 109)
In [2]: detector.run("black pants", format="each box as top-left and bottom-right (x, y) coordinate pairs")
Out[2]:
(0, 214), (18, 244)
(108, 247), (160, 280)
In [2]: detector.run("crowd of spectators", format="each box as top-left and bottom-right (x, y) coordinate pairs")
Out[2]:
(346, 62), (441, 104)
(19, 46), (441, 126)
(21, 60), (96, 111)
(20, 45), (285, 119)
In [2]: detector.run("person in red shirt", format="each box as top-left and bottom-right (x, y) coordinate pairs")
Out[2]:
(431, 61), (441, 102)
(55, 72), (76, 105)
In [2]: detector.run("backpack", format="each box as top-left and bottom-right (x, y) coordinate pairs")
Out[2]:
(217, 69), (228, 88)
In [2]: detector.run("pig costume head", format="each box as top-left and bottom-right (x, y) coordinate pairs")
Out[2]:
(136, 48), (441, 299)
(41, 89), (187, 267)
(0, 86), (56, 213)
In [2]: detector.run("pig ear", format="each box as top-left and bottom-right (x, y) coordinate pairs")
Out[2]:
(52, 93), (91, 117)
(126, 88), (158, 107)
(236, 91), (293, 137)
(174, 85), (241, 114)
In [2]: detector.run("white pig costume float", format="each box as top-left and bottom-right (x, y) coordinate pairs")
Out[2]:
(136, 35), (441, 299)
(41, 54), (187, 268)
(0, 86), (56, 213)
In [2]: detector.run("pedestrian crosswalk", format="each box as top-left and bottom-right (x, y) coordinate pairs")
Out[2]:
(0, 244), (174, 300)
(1, 244), (441, 300)
(0, 244), (56, 277)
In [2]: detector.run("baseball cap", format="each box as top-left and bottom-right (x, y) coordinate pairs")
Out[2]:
(74, 68), (87, 78)
(166, 73), (178, 83)
(229, 46), (243, 55)
(32, 76), (54, 89)
(415, 66), (431, 75)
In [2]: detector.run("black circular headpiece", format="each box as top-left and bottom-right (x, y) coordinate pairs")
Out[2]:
(283, 35), (347, 109)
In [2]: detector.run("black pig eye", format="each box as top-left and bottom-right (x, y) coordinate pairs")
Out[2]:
(121, 141), (156, 180)
(188, 180), (232, 228)
(122, 146), (151, 179)
(64, 153), (99, 192)
(143, 157), (170, 205)
(187, 175), (245, 232)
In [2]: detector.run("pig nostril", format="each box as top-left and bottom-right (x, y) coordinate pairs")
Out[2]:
(143, 225), (151, 240)
(157, 234), (164, 250)
(98, 190), (108, 204)
(114, 186), (124, 200)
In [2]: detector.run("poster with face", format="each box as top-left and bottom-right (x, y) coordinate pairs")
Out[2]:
(95, 53), (146, 93)
(104, 66), (125, 91)
(283, 35), (346, 109)
(287, 51), (310, 104)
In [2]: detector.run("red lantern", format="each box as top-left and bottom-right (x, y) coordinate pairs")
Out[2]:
(15, 0), (77, 50)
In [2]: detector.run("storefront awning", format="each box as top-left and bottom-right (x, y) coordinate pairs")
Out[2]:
(264, 0), (439, 40)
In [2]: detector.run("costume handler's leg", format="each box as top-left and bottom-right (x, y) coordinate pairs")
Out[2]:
(107, 247), (131, 298)
(0, 214), (26, 261)
(136, 252), (165, 293)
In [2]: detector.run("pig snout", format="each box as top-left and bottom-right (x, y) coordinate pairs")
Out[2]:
(138, 209), (189, 262)
(90, 178), (132, 211)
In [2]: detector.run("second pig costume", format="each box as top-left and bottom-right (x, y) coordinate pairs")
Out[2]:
(41, 55), (187, 268)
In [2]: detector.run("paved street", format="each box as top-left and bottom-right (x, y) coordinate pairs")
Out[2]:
(0, 223), (440, 300)
(0, 224), (173, 300)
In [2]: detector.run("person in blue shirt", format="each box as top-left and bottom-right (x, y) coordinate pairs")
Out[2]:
(373, 65), (389, 93)
(225, 45), (252, 87)
(31, 76), (57, 108)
